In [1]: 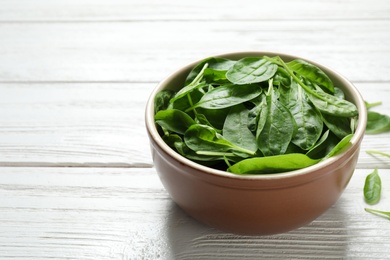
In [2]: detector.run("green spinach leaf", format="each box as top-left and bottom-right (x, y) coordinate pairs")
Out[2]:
(223, 104), (257, 153)
(322, 133), (353, 160)
(154, 90), (175, 113)
(184, 124), (255, 157)
(279, 81), (323, 150)
(287, 59), (334, 93)
(188, 83), (262, 110)
(256, 84), (296, 156)
(155, 109), (195, 135)
(155, 55), (358, 174)
(363, 168), (381, 205)
(226, 57), (277, 85)
(365, 208), (390, 221)
(366, 111), (390, 134)
(185, 57), (235, 85)
(228, 153), (320, 174)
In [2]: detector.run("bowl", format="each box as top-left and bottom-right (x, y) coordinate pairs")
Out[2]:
(145, 51), (367, 235)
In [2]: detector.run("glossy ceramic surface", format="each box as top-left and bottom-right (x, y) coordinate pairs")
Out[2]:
(145, 52), (367, 235)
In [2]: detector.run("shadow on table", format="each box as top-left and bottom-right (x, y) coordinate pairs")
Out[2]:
(164, 201), (349, 259)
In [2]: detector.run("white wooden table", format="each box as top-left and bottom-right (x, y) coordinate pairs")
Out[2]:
(1, 1), (390, 259)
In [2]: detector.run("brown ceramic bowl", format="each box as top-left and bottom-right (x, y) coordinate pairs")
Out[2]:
(145, 52), (367, 235)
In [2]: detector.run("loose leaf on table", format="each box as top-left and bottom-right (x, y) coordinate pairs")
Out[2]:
(287, 59), (334, 93)
(363, 168), (382, 205)
(226, 57), (278, 85)
(256, 84), (296, 156)
(279, 81), (323, 150)
(188, 83), (262, 110)
(366, 111), (390, 134)
(155, 109), (195, 135)
(365, 100), (382, 110)
(364, 208), (390, 221)
(223, 104), (257, 153)
(366, 150), (390, 158)
(228, 153), (320, 174)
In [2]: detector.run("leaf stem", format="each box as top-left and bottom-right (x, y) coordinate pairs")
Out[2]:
(273, 56), (320, 98)
(187, 93), (198, 116)
(366, 150), (390, 158)
(365, 208), (390, 220)
(196, 151), (236, 157)
(366, 101), (382, 109)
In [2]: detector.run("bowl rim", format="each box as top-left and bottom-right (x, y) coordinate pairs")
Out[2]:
(145, 51), (367, 181)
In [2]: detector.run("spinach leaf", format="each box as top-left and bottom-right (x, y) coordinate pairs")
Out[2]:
(155, 109), (195, 135)
(366, 111), (390, 134)
(256, 84), (296, 156)
(170, 63), (208, 104)
(185, 57), (235, 85)
(184, 124), (256, 157)
(321, 112), (353, 139)
(223, 104), (257, 153)
(162, 133), (183, 149)
(306, 130), (340, 159)
(322, 133), (353, 160)
(175, 141), (232, 162)
(273, 67), (291, 87)
(228, 153), (320, 174)
(279, 81), (323, 150)
(155, 55), (359, 174)
(365, 208), (390, 221)
(197, 107), (230, 130)
(248, 94), (266, 133)
(226, 57), (277, 85)
(154, 90), (175, 113)
(334, 87), (346, 100)
(306, 89), (358, 117)
(287, 59), (334, 93)
(188, 83), (262, 110)
(271, 56), (358, 117)
(363, 168), (381, 205)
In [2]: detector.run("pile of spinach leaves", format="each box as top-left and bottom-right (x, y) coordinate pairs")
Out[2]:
(154, 56), (359, 174)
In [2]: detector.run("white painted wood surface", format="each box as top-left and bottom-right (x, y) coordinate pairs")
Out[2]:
(0, 0), (389, 259)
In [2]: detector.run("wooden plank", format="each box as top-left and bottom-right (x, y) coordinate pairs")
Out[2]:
(0, 82), (389, 167)
(0, 0), (389, 21)
(0, 83), (154, 166)
(0, 21), (389, 82)
(0, 167), (389, 259)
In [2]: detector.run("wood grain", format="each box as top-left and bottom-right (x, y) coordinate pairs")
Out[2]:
(0, 167), (389, 259)
(0, 0), (389, 259)
(0, 20), (389, 82)
(1, 0), (389, 21)
(0, 82), (389, 167)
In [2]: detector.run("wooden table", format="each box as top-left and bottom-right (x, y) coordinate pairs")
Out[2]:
(1, 1), (390, 259)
